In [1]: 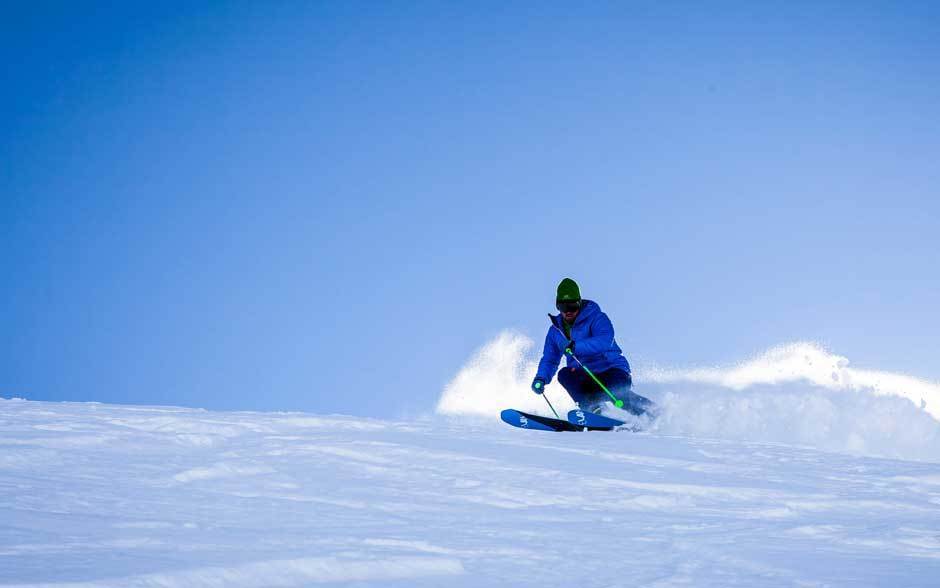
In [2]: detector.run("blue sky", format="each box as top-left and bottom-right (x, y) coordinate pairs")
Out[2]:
(2, 2), (938, 417)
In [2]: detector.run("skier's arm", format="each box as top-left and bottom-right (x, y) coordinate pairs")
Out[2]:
(574, 312), (615, 356)
(535, 328), (562, 384)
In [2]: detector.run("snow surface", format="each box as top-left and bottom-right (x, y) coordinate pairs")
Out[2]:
(3, 393), (940, 587)
(3, 338), (940, 586)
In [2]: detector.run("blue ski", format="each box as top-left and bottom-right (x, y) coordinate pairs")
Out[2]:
(567, 409), (627, 429)
(501, 409), (610, 432)
(501, 409), (580, 431)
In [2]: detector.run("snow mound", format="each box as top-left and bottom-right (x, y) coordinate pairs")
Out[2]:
(646, 341), (940, 420)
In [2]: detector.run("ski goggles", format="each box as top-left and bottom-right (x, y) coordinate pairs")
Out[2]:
(556, 300), (582, 313)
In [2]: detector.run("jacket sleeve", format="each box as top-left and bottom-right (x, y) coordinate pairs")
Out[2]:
(574, 311), (615, 356)
(535, 328), (562, 383)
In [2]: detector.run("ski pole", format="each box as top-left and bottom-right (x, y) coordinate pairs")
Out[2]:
(548, 314), (624, 409)
(531, 378), (560, 418)
(540, 389), (560, 419)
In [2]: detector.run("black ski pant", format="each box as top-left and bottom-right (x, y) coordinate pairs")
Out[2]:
(557, 367), (654, 415)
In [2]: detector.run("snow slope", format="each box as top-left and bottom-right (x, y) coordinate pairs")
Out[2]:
(2, 396), (940, 587)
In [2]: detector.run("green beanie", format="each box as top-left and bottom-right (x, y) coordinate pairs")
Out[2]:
(556, 278), (581, 302)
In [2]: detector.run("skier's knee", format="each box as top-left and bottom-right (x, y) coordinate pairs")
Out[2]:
(556, 367), (577, 390)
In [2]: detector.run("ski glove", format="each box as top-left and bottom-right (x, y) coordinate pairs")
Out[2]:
(531, 377), (546, 395)
(564, 339), (576, 354)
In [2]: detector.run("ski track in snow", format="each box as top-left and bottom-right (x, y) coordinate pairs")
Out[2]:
(2, 398), (940, 587)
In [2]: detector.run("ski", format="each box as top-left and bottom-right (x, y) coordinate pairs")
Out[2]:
(500, 409), (610, 432)
(567, 409), (626, 429)
(567, 409), (650, 432)
(501, 409), (580, 431)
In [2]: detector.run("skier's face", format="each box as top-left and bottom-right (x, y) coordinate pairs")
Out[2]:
(557, 300), (582, 324)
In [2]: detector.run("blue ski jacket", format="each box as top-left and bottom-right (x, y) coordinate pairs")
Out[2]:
(535, 300), (631, 383)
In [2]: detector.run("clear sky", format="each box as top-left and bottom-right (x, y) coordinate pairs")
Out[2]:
(2, 2), (938, 417)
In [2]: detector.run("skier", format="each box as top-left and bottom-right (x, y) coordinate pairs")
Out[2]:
(531, 278), (655, 416)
